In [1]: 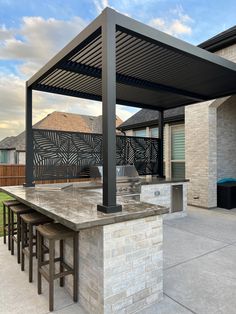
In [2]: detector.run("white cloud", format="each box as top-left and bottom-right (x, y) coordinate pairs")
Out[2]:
(0, 25), (13, 40)
(91, 1), (193, 38)
(0, 14), (139, 141)
(0, 73), (25, 139)
(149, 6), (193, 37)
(91, 0), (131, 17)
(92, 0), (109, 14)
(0, 16), (87, 67)
(116, 105), (138, 122)
(0, 16), (91, 140)
(0, 71), (137, 141)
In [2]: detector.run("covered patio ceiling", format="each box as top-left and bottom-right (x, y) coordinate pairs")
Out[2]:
(27, 9), (236, 111)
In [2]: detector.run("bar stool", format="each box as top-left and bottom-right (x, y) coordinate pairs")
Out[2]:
(10, 204), (33, 263)
(20, 212), (53, 282)
(36, 223), (78, 312)
(2, 200), (20, 250)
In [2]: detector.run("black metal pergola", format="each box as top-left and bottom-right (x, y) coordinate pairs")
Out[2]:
(25, 7), (236, 213)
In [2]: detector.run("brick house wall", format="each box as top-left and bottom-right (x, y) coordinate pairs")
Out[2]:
(185, 44), (236, 208)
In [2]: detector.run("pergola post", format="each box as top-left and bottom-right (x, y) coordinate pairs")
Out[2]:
(158, 110), (165, 178)
(24, 84), (35, 187)
(97, 10), (122, 213)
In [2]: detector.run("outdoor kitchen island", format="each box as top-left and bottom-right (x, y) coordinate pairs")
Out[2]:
(15, 4), (236, 313)
(1, 183), (168, 314)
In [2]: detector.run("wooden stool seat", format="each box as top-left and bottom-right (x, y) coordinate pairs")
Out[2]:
(20, 212), (53, 282)
(37, 223), (75, 240)
(36, 223), (78, 311)
(3, 200), (20, 207)
(21, 212), (53, 225)
(10, 204), (33, 263)
(2, 200), (20, 250)
(11, 204), (32, 215)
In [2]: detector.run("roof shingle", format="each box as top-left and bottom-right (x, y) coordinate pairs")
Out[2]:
(118, 106), (185, 130)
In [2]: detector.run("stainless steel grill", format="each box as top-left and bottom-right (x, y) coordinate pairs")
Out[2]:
(90, 165), (141, 201)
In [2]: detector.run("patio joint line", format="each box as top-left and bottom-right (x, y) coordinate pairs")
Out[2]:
(164, 222), (233, 245)
(163, 293), (198, 314)
(164, 243), (232, 271)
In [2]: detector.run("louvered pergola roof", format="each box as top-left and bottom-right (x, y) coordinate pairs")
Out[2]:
(27, 8), (236, 111)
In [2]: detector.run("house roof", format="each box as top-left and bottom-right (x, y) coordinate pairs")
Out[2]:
(199, 25), (236, 52)
(0, 111), (123, 151)
(118, 106), (184, 130)
(26, 8), (236, 112)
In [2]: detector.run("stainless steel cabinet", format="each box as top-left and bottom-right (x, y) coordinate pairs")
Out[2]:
(171, 185), (183, 212)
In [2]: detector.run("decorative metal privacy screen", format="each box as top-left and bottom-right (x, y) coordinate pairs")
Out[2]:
(33, 129), (160, 180)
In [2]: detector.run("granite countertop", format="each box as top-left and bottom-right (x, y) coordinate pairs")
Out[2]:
(0, 184), (168, 231)
(140, 176), (189, 185)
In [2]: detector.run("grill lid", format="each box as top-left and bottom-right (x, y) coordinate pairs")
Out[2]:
(90, 165), (139, 181)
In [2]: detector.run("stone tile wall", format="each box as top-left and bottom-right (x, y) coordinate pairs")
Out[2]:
(185, 44), (236, 208)
(217, 96), (236, 180)
(60, 216), (164, 313)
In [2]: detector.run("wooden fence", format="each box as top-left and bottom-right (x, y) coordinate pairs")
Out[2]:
(0, 164), (88, 187)
(0, 164), (25, 186)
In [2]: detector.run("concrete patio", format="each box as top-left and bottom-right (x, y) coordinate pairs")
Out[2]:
(1, 206), (236, 314)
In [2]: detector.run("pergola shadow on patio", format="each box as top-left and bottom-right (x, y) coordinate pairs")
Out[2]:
(25, 7), (236, 213)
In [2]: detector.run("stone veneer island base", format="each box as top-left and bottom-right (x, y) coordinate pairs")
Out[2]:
(1, 184), (167, 314)
(79, 216), (163, 313)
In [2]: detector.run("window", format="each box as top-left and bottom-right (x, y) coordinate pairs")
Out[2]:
(150, 127), (159, 138)
(0, 150), (8, 163)
(134, 128), (146, 137)
(171, 125), (185, 179)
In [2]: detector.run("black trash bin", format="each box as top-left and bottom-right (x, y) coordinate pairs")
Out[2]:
(217, 182), (236, 209)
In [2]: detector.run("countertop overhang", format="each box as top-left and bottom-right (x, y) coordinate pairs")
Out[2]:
(1, 184), (168, 231)
(140, 177), (189, 185)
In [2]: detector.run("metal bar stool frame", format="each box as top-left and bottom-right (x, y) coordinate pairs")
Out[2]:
(37, 223), (78, 312)
(21, 212), (53, 282)
(2, 200), (20, 250)
(10, 204), (33, 263)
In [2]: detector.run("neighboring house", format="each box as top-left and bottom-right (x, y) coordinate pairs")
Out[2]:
(118, 107), (185, 179)
(0, 111), (123, 164)
(119, 25), (236, 209)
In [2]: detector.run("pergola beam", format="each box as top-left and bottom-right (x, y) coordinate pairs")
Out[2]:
(34, 84), (165, 111)
(58, 61), (208, 102)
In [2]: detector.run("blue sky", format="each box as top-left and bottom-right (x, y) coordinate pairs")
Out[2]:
(0, 0), (235, 140)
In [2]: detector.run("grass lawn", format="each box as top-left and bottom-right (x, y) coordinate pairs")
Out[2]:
(0, 192), (13, 237)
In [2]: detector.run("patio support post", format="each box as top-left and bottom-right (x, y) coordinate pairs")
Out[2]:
(158, 110), (165, 178)
(24, 84), (35, 187)
(97, 9), (122, 213)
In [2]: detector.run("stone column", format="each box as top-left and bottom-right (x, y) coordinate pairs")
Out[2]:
(185, 101), (217, 208)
